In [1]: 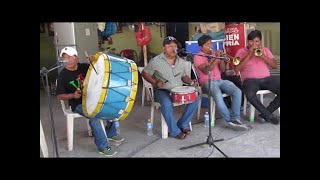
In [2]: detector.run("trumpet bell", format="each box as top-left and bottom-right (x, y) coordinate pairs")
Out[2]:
(233, 57), (240, 65)
(255, 48), (263, 56)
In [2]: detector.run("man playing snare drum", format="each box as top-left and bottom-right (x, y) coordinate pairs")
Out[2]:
(56, 47), (123, 157)
(141, 36), (200, 140)
(193, 35), (248, 131)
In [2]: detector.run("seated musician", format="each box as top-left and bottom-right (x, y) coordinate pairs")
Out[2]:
(141, 36), (200, 140)
(193, 35), (248, 131)
(56, 47), (123, 157)
(234, 30), (280, 125)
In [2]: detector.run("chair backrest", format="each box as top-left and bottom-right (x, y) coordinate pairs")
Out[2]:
(138, 67), (155, 101)
(270, 55), (280, 76)
(191, 64), (203, 94)
(56, 79), (72, 114)
(120, 49), (139, 63)
(185, 60), (192, 77)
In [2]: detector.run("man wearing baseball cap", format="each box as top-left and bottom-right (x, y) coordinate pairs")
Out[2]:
(56, 47), (123, 156)
(141, 36), (200, 140)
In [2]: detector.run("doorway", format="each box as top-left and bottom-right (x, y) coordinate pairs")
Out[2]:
(165, 22), (189, 49)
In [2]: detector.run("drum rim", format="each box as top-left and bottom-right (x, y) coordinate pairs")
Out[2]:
(170, 86), (196, 93)
(82, 52), (110, 118)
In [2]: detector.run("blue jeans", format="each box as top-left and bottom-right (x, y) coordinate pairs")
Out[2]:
(74, 104), (117, 151)
(202, 80), (242, 122)
(154, 89), (200, 137)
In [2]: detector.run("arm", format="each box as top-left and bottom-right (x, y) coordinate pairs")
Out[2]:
(57, 91), (81, 101)
(198, 58), (220, 75)
(219, 60), (226, 73)
(261, 48), (277, 69)
(234, 48), (255, 73)
(141, 70), (165, 88)
(56, 74), (82, 101)
(181, 75), (197, 86)
(261, 55), (277, 69)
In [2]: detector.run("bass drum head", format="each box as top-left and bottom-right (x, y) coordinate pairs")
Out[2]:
(82, 52), (109, 118)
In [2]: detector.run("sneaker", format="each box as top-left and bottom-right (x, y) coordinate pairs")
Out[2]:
(225, 121), (248, 131)
(108, 136), (124, 143)
(98, 146), (117, 157)
(231, 118), (244, 125)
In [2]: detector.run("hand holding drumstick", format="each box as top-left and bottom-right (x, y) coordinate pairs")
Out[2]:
(84, 51), (98, 75)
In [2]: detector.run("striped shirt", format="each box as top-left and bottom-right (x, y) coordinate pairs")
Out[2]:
(143, 52), (187, 90)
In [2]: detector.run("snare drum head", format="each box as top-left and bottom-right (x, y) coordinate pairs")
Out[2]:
(171, 86), (196, 93)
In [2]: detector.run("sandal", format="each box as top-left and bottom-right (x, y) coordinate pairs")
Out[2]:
(175, 132), (187, 140)
(180, 128), (191, 134)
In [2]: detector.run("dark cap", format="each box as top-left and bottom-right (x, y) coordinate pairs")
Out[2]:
(163, 36), (179, 46)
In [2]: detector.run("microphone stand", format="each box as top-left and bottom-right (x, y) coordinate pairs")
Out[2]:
(40, 63), (64, 158)
(180, 56), (228, 158)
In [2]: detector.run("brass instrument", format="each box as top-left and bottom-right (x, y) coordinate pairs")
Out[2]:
(222, 54), (241, 65)
(254, 48), (263, 57)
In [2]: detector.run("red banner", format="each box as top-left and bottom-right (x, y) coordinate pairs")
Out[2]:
(224, 24), (246, 69)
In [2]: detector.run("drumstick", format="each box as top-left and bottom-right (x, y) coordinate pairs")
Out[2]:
(84, 51), (98, 75)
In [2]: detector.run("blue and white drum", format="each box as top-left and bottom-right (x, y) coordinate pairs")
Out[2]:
(82, 52), (138, 121)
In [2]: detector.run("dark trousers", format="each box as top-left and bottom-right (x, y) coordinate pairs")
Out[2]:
(242, 76), (280, 120)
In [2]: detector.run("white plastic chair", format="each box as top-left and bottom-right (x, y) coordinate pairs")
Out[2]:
(56, 80), (106, 151)
(192, 65), (229, 126)
(138, 67), (192, 139)
(239, 73), (280, 123)
(243, 90), (280, 123)
(40, 120), (49, 157)
(138, 67), (152, 107)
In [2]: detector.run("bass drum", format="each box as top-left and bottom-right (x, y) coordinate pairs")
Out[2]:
(82, 52), (138, 121)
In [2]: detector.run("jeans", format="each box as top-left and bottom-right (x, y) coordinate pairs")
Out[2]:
(242, 76), (280, 120)
(154, 89), (200, 137)
(74, 104), (117, 151)
(202, 80), (242, 122)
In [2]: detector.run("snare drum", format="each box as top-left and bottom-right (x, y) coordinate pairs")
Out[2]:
(170, 86), (198, 104)
(82, 52), (138, 121)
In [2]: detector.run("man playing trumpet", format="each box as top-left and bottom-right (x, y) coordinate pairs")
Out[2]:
(234, 30), (280, 125)
(193, 35), (249, 131)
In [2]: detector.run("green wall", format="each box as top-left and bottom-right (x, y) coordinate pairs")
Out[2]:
(255, 22), (280, 55)
(101, 25), (165, 56)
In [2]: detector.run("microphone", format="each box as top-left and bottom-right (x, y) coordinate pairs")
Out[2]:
(174, 48), (186, 54)
(58, 60), (68, 64)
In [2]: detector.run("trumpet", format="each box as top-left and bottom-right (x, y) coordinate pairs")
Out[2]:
(221, 54), (241, 65)
(254, 48), (263, 57)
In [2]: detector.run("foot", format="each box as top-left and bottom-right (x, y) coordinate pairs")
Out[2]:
(98, 146), (117, 157)
(260, 114), (279, 125)
(179, 128), (191, 134)
(223, 120), (249, 131)
(268, 115), (280, 125)
(257, 114), (267, 124)
(175, 132), (187, 140)
(108, 136), (124, 143)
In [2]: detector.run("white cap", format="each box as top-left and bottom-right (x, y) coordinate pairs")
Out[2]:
(60, 47), (78, 57)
